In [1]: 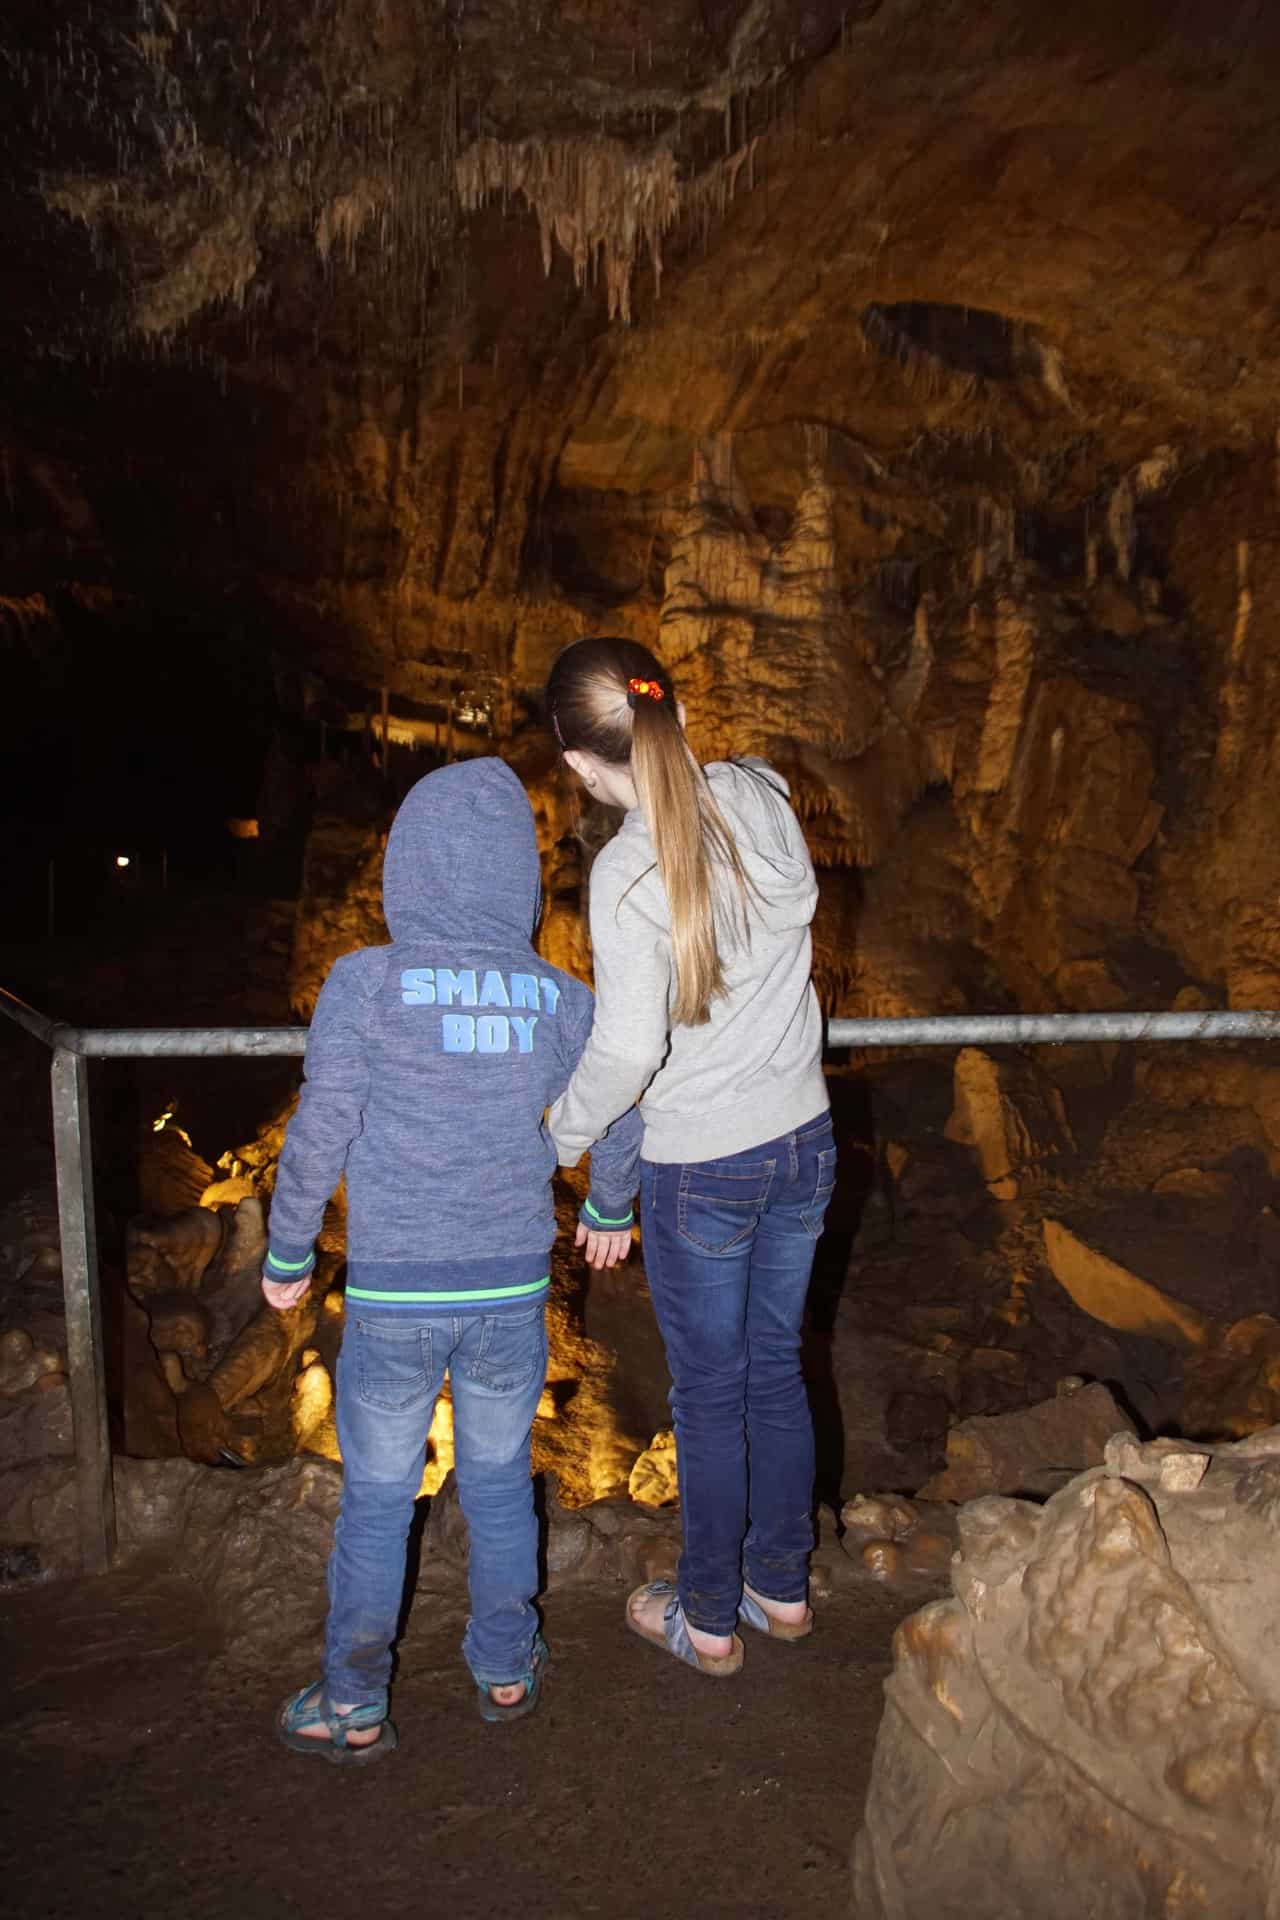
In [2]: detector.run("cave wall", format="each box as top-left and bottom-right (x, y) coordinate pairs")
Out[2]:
(6, 0), (1280, 1020)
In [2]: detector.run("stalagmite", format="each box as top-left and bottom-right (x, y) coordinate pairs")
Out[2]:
(1108, 475), (1136, 581)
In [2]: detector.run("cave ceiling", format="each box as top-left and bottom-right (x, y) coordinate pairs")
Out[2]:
(5, 0), (1280, 700)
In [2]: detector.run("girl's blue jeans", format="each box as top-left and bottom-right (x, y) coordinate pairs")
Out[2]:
(324, 1301), (547, 1709)
(640, 1112), (837, 1637)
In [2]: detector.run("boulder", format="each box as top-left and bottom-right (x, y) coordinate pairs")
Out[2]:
(919, 1379), (1134, 1503)
(854, 1429), (1280, 1920)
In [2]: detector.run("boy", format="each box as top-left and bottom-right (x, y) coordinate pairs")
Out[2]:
(263, 757), (638, 1761)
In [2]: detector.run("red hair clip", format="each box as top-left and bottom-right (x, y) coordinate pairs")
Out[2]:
(626, 678), (664, 703)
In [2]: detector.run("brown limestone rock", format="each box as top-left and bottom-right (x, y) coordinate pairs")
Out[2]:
(946, 1049), (1075, 1201)
(1182, 1313), (1280, 1441)
(919, 1380), (1134, 1503)
(1042, 1216), (1212, 1347)
(854, 1430), (1280, 1920)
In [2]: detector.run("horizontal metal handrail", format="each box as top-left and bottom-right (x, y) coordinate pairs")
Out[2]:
(825, 1008), (1280, 1048)
(9, 988), (1280, 1060)
(61, 1027), (309, 1058)
(5, 980), (1280, 1581)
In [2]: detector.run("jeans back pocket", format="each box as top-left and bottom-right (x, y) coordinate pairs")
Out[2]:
(801, 1145), (838, 1237)
(461, 1306), (548, 1393)
(353, 1317), (434, 1413)
(677, 1160), (776, 1255)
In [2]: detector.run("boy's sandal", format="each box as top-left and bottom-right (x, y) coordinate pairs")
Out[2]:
(277, 1681), (398, 1766)
(626, 1580), (744, 1677)
(737, 1582), (814, 1641)
(475, 1633), (548, 1725)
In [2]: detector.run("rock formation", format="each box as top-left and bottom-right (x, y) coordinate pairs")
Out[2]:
(855, 1428), (1280, 1920)
(123, 1195), (317, 1464)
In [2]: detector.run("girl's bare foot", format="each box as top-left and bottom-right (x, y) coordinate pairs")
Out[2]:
(626, 1585), (733, 1660)
(488, 1681), (527, 1709)
(744, 1582), (809, 1628)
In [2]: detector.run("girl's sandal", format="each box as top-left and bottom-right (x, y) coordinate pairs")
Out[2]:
(737, 1583), (814, 1642)
(626, 1580), (744, 1677)
(276, 1682), (398, 1766)
(475, 1634), (549, 1725)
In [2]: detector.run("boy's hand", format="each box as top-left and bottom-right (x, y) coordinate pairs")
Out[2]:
(262, 1273), (311, 1310)
(575, 1221), (632, 1270)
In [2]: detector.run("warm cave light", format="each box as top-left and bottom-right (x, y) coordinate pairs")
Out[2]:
(115, 854), (130, 869)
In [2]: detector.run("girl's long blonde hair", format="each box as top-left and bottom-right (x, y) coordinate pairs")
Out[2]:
(545, 637), (752, 1026)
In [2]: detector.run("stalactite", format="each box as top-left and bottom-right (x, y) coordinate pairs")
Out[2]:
(1215, 540), (1254, 780)
(314, 180), (382, 266)
(0, 592), (57, 654)
(455, 133), (755, 324)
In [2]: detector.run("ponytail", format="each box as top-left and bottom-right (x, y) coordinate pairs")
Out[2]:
(546, 637), (754, 1025)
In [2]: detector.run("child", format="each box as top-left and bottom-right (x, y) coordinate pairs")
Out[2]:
(262, 756), (639, 1762)
(545, 638), (833, 1678)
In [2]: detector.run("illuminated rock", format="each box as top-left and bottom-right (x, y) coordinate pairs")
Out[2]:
(1042, 1217), (1211, 1347)
(946, 1049), (1075, 1202)
(627, 1428), (679, 1508)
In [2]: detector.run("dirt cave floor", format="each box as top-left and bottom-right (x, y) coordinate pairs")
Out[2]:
(2, 1561), (913, 1920)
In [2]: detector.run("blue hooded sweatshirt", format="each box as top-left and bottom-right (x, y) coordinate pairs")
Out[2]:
(263, 757), (640, 1311)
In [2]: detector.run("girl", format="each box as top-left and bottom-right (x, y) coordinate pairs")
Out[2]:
(545, 638), (835, 1677)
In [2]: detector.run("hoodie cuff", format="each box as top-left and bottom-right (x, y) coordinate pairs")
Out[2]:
(264, 1245), (317, 1282)
(580, 1195), (635, 1235)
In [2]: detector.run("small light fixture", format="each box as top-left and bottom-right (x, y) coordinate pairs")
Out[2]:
(115, 854), (130, 869)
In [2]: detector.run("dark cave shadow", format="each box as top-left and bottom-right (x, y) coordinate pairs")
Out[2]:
(533, 1472), (551, 1595)
(98, 1062), (144, 1442)
(803, 1071), (878, 1512)
(393, 1495), (431, 1660)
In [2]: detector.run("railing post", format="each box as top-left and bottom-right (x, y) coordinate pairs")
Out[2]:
(50, 1046), (116, 1575)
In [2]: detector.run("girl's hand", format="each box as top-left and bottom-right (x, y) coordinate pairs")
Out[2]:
(575, 1221), (632, 1270)
(262, 1273), (311, 1311)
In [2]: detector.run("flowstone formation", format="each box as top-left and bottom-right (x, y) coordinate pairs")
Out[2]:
(854, 1429), (1280, 1920)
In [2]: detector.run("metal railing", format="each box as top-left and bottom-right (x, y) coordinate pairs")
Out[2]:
(5, 980), (1280, 1578)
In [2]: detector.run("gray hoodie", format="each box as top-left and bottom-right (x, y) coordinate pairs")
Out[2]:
(265, 757), (641, 1310)
(548, 759), (827, 1168)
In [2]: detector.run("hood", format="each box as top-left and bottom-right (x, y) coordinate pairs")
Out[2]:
(708, 760), (818, 935)
(381, 757), (540, 944)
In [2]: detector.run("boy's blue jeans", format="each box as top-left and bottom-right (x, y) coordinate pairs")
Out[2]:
(640, 1112), (836, 1638)
(324, 1302), (547, 1709)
